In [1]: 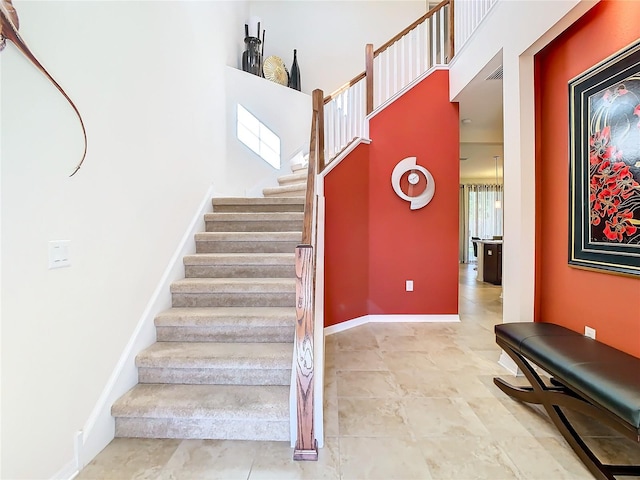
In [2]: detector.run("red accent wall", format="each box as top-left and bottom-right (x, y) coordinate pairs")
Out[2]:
(324, 143), (370, 326)
(324, 70), (459, 327)
(535, 0), (640, 357)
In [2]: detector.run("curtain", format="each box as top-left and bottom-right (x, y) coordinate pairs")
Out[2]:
(459, 184), (504, 263)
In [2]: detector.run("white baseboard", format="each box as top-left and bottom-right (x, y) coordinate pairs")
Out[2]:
(50, 460), (78, 480)
(325, 313), (460, 335)
(75, 185), (215, 472)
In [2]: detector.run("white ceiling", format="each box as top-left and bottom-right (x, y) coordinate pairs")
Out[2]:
(456, 54), (505, 182)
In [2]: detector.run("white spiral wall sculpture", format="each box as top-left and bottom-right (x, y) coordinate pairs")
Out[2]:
(391, 156), (435, 210)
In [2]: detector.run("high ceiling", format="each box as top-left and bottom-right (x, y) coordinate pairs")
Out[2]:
(456, 54), (505, 182)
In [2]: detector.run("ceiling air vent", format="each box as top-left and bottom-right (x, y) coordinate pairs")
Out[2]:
(486, 66), (503, 80)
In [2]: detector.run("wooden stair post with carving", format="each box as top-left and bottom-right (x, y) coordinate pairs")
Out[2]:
(293, 88), (324, 461)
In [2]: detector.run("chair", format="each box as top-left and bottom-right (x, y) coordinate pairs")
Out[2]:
(471, 237), (480, 258)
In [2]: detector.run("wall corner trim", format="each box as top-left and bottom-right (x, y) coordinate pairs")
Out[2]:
(324, 313), (460, 335)
(49, 460), (78, 480)
(76, 184), (216, 470)
(498, 350), (520, 375)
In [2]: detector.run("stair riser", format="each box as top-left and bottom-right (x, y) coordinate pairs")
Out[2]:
(115, 418), (289, 441)
(196, 241), (299, 254)
(138, 367), (291, 385)
(156, 326), (294, 343)
(213, 204), (304, 213)
(172, 293), (295, 308)
(263, 191), (305, 198)
(278, 176), (307, 186)
(212, 199), (304, 213)
(185, 265), (295, 278)
(205, 220), (303, 233)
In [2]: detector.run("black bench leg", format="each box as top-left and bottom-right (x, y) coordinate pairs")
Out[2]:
(495, 339), (617, 480)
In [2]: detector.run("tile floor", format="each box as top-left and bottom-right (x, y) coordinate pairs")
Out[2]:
(77, 264), (640, 479)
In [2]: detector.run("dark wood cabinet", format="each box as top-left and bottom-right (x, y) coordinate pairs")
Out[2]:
(483, 243), (502, 285)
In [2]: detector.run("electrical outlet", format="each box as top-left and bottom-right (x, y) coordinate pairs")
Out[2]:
(406, 280), (414, 292)
(584, 326), (596, 339)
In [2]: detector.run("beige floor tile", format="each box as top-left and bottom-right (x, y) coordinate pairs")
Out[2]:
(404, 397), (491, 437)
(335, 326), (379, 351)
(158, 439), (257, 480)
(418, 436), (519, 480)
(76, 438), (181, 480)
(323, 394), (340, 437)
(368, 322), (419, 338)
(338, 397), (411, 437)
(340, 436), (433, 480)
(496, 436), (579, 479)
(380, 350), (435, 371)
(332, 349), (389, 371)
(336, 370), (402, 398)
(466, 397), (534, 437)
(391, 368), (462, 398)
(450, 373), (498, 398)
(375, 333), (445, 352)
(247, 437), (340, 480)
(323, 370), (337, 401)
(536, 437), (593, 478)
(497, 399), (562, 438)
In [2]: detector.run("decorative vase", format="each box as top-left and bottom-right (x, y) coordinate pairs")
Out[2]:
(289, 49), (301, 91)
(242, 36), (263, 77)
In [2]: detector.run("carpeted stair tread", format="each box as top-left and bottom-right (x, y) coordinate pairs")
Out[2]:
(155, 306), (295, 327)
(262, 184), (306, 197)
(112, 384), (289, 420)
(194, 231), (302, 242)
(204, 212), (304, 222)
(153, 307), (295, 343)
(136, 342), (292, 369)
(277, 172), (308, 185)
(183, 253), (295, 266)
(212, 197), (304, 213)
(170, 277), (295, 294)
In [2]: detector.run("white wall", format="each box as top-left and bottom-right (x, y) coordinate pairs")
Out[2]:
(224, 66), (311, 197)
(0, 1), (248, 478)
(449, 0), (598, 331)
(247, 1), (427, 95)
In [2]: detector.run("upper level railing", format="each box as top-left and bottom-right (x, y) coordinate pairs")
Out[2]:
(324, 0), (453, 161)
(454, 0), (497, 52)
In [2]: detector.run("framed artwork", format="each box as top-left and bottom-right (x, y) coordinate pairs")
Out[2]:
(569, 40), (640, 276)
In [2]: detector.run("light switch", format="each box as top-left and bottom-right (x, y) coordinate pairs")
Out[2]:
(49, 240), (71, 269)
(406, 280), (414, 292)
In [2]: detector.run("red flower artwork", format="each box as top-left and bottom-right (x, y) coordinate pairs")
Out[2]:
(588, 83), (640, 244)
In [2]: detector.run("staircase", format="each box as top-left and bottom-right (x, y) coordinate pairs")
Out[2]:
(111, 164), (307, 441)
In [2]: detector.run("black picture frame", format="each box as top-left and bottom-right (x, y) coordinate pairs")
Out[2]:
(568, 40), (640, 277)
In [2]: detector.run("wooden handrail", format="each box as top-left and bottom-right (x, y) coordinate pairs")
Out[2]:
(301, 89), (322, 243)
(374, 0), (450, 58)
(323, 72), (366, 104)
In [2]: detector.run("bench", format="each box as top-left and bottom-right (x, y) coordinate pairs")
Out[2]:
(494, 322), (640, 480)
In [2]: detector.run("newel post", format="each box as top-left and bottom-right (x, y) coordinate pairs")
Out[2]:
(365, 43), (374, 115)
(293, 245), (318, 460)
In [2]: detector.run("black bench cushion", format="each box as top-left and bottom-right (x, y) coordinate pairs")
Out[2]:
(495, 322), (640, 430)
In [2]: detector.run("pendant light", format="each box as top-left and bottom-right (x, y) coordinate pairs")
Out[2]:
(494, 156), (502, 209)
